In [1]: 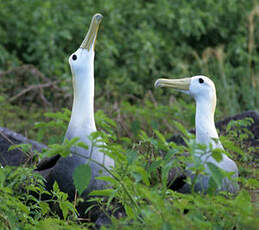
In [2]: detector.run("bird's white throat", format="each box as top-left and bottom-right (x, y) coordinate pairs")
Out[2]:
(67, 52), (96, 139)
(195, 94), (219, 148)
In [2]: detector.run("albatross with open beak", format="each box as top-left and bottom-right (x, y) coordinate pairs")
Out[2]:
(155, 75), (238, 193)
(45, 14), (114, 199)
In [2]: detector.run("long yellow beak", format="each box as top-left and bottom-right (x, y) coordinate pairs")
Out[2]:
(154, 78), (191, 90)
(80, 13), (103, 50)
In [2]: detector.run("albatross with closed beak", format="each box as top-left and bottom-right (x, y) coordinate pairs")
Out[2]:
(155, 75), (238, 193)
(44, 14), (114, 199)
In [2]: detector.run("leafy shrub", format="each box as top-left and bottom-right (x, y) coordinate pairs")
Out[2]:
(36, 113), (258, 229)
(0, 166), (86, 229)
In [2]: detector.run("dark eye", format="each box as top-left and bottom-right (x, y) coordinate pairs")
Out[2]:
(72, 54), (77, 61)
(199, 78), (204, 84)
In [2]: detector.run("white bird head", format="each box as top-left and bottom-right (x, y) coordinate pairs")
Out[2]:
(155, 75), (217, 114)
(68, 13), (103, 78)
(66, 14), (103, 137)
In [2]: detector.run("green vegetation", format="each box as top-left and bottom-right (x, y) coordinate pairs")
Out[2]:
(1, 113), (258, 229)
(0, 0), (258, 229)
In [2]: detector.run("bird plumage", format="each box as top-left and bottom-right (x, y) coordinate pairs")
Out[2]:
(155, 75), (238, 193)
(44, 14), (114, 200)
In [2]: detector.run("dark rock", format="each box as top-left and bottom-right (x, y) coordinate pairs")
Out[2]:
(0, 127), (46, 166)
(216, 110), (259, 151)
(95, 203), (125, 229)
(36, 154), (61, 171)
(0, 136), (26, 166)
(95, 212), (112, 229)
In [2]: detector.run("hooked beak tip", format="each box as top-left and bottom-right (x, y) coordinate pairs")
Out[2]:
(80, 13), (103, 50)
(154, 80), (161, 88)
(94, 13), (103, 24)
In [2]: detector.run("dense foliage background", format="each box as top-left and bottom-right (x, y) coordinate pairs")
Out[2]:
(0, 0), (258, 229)
(0, 0), (258, 141)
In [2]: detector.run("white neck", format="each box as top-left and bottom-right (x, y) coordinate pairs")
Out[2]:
(66, 54), (96, 140)
(195, 96), (238, 175)
(195, 96), (219, 148)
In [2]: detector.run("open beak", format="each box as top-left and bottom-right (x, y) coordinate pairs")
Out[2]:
(154, 78), (191, 91)
(80, 13), (103, 50)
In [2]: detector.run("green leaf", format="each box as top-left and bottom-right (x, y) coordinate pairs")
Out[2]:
(148, 159), (162, 174)
(39, 201), (49, 215)
(53, 181), (60, 193)
(134, 166), (150, 186)
(73, 164), (92, 196)
(125, 204), (134, 218)
(207, 162), (224, 188)
(77, 141), (89, 150)
(173, 120), (191, 138)
(8, 143), (32, 153)
(0, 169), (6, 187)
(234, 190), (252, 213)
(245, 178), (259, 189)
(95, 176), (118, 185)
(89, 189), (114, 196)
(154, 129), (166, 143)
(126, 150), (138, 165)
(211, 148), (223, 163)
(59, 201), (74, 220)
